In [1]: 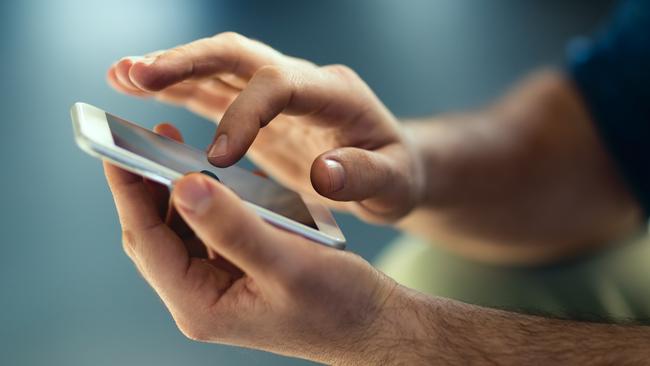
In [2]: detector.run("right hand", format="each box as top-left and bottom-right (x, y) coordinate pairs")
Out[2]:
(107, 32), (425, 223)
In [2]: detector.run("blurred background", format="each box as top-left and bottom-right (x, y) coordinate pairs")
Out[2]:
(0, 0), (614, 365)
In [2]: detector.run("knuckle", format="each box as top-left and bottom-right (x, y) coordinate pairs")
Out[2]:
(323, 63), (360, 83)
(165, 46), (190, 59)
(214, 31), (246, 44)
(255, 64), (289, 83)
(215, 31), (245, 41)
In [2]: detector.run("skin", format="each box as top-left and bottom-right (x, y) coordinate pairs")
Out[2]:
(110, 32), (425, 224)
(109, 32), (642, 264)
(104, 150), (397, 364)
(105, 153), (650, 365)
(399, 71), (643, 264)
(104, 32), (648, 363)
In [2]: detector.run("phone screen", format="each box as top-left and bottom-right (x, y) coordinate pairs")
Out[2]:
(105, 113), (318, 229)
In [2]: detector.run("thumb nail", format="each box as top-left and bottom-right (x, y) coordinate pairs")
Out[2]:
(174, 177), (213, 215)
(324, 159), (345, 193)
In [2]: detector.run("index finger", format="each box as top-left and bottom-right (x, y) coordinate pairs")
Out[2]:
(104, 163), (233, 316)
(206, 64), (381, 167)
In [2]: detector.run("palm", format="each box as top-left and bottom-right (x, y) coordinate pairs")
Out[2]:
(182, 234), (261, 313)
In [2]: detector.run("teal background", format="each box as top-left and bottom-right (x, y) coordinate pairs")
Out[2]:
(0, 1), (612, 365)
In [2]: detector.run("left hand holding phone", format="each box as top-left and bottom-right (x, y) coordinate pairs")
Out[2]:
(104, 123), (398, 364)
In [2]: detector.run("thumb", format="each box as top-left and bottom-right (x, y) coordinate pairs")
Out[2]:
(310, 146), (412, 216)
(172, 173), (284, 278)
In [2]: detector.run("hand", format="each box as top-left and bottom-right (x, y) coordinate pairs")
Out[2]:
(104, 123), (398, 364)
(107, 32), (425, 223)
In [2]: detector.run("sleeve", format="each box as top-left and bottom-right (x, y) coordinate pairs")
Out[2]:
(567, 0), (650, 218)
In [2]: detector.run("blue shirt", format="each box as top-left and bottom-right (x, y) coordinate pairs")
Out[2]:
(568, 0), (650, 217)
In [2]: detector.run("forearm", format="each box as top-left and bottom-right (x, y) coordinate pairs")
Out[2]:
(352, 285), (650, 365)
(398, 70), (581, 236)
(395, 69), (642, 263)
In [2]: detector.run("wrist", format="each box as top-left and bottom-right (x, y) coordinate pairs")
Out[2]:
(334, 282), (441, 365)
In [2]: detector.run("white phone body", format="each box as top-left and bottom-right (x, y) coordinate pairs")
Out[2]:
(71, 102), (346, 249)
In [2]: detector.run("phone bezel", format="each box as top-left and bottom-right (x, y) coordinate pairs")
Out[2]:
(71, 102), (346, 249)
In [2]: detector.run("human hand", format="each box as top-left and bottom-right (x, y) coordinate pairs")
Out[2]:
(103, 123), (398, 364)
(107, 32), (424, 223)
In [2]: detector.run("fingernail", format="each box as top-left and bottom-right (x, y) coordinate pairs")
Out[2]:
(325, 159), (345, 193)
(208, 134), (229, 159)
(174, 177), (213, 215)
(123, 55), (157, 66)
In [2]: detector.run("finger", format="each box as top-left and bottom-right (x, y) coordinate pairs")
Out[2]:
(316, 144), (418, 221)
(103, 161), (189, 290)
(104, 162), (232, 311)
(115, 57), (148, 92)
(154, 81), (237, 120)
(109, 57), (237, 121)
(104, 162), (165, 233)
(172, 173), (290, 278)
(310, 145), (408, 202)
(143, 178), (169, 219)
(107, 66), (149, 97)
(154, 122), (184, 143)
(206, 64), (375, 167)
(144, 123), (185, 216)
(201, 76), (244, 95)
(127, 32), (292, 92)
(149, 123), (202, 255)
(144, 49), (167, 58)
(104, 121), (185, 268)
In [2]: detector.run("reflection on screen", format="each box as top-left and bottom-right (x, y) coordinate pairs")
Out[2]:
(106, 113), (317, 229)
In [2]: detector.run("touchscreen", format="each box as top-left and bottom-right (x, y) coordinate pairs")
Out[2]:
(106, 113), (317, 229)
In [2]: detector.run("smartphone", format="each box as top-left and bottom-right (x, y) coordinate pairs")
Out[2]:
(71, 102), (346, 249)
